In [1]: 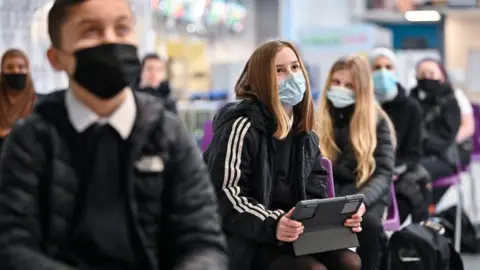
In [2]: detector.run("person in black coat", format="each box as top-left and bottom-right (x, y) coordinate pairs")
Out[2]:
(410, 58), (461, 203)
(204, 40), (363, 270)
(369, 48), (427, 222)
(0, 1), (228, 269)
(136, 53), (177, 114)
(317, 55), (395, 270)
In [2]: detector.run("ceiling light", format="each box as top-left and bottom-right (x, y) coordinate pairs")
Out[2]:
(405, 10), (441, 22)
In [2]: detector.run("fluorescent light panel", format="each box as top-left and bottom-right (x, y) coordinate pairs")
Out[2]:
(405, 10), (441, 22)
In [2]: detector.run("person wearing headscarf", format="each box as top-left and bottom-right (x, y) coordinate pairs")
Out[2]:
(0, 49), (36, 152)
(369, 48), (427, 222)
(411, 58), (462, 204)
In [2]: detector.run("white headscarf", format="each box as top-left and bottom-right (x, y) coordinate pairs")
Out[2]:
(369, 47), (397, 67)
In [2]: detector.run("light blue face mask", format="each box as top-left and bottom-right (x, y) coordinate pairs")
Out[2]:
(327, 86), (355, 108)
(278, 72), (306, 107)
(372, 69), (398, 103)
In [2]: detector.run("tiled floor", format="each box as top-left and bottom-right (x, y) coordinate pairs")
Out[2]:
(463, 254), (479, 269)
(434, 163), (480, 269)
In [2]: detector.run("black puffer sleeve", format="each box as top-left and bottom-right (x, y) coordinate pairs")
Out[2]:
(204, 117), (285, 244)
(359, 117), (395, 207)
(162, 112), (228, 270)
(0, 116), (77, 270)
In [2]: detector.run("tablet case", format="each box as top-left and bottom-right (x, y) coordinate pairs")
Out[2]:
(292, 195), (363, 256)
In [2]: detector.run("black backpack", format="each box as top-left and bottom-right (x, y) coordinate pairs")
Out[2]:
(385, 223), (464, 270)
(436, 206), (480, 253)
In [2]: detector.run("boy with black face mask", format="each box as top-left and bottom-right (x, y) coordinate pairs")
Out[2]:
(136, 54), (177, 114)
(0, 1), (227, 270)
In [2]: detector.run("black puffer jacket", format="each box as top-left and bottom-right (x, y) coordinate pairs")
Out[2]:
(135, 81), (177, 114)
(0, 90), (227, 270)
(329, 104), (395, 207)
(203, 99), (328, 270)
(410, 83), (461, 163)
(381, 83), (422, 171)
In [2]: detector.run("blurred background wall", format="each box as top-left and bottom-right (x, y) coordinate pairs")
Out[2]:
(2, 0), (480, 133)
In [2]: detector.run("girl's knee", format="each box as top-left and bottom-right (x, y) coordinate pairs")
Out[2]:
(296, 257), (327, 270)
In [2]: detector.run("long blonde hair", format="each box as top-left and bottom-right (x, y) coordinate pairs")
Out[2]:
(316, 56), (396, 187)
(235, 40), (315, 139)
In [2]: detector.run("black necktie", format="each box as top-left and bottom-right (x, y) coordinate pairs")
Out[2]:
(83, 124), (135, 267)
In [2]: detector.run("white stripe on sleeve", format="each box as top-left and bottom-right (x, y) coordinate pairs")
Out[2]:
(221, 117), (285, 221)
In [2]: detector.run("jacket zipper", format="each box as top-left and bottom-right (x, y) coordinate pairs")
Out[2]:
(299, 136), (307, 200)
(267, 138), (277, 208)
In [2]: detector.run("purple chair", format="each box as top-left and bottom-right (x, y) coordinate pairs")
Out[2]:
(428, 104), (480, 251)
(321, 158), (335, 198)
(432, 161), (464, 252)
(322, 158), (400, 231)
(382, 184), (401, 231)
(201, 120), (213, 152)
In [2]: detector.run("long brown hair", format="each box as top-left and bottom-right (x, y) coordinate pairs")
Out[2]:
(316, 56), (396, 187)
(235, 40), (315, 139)
(0, 49), (36, 133)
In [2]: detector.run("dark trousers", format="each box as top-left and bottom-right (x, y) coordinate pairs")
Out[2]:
(252, 245), (361, 270)
(335, 184), (386, 270)
(356, 202), (387, 270)
(420, 156), (456, 203)
(395, 165), (432, 223)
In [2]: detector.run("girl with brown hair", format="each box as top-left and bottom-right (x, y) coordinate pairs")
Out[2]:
(316, 55), (396, 270)
(204, 40), (363, 270)
(0, 49), (36, 151)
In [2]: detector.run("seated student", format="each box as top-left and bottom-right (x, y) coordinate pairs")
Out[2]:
(369, 48), (427, 223)
(136, 53), (177, 114)
(204, 40), (363, 270)
(0, 0), (227, 269)
(0, 49), (36, 152)
(316, 55), (395, 270)
(410, 59), (461, 203)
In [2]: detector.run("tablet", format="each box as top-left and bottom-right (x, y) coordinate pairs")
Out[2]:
(291, 194), (364, 256)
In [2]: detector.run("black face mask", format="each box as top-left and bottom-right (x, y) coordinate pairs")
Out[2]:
(4, 73), (27, 91)
(72, 43), (141, 99)
(417, 78), (449, 93)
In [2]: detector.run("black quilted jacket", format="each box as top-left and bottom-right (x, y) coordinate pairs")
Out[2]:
(329, 104), (395, 207)
(204, 99), (329, 270)
(0, 90), (227, 270)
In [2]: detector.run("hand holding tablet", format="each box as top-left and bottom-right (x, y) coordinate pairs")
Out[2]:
(344, 202), (366, 233)
(276, 208), (304, 242)
(289, 194), (366, 256)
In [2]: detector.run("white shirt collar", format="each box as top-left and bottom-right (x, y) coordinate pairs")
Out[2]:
(65, 89), (137, 139)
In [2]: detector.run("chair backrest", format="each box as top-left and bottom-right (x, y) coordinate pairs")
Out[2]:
(387, 184), (399, 220)
(201, 120), (213, 152)
(321, 158), (335, 198)
(472, 103), (480, 154)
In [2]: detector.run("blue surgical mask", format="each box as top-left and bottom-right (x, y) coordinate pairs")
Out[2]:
(278, 72), (306, 106)
(372, 69), (398, 103)
(327, 86), (355, 108)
